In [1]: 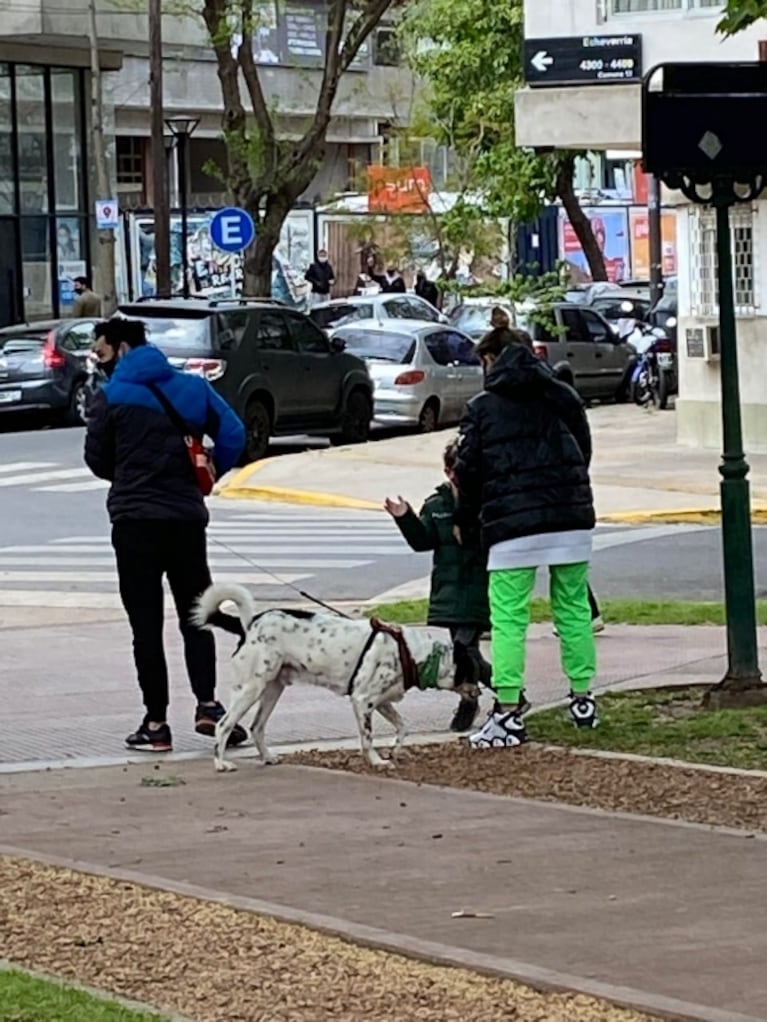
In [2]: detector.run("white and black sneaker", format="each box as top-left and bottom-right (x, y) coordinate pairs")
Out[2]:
(469, 709), (529, 749)
(568, 693), (599, 729)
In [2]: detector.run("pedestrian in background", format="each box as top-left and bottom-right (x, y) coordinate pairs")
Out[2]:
(72, 276), (102, 318)
(381, 267), (406, 293)
(453, 327), (598, 749)
(415, 270), (440, 309)
(84, 319), (247, 753)
(305, 249), (335, 306)
(385, 438), (493, 733)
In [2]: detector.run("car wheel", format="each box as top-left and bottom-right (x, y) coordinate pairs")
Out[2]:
(244, 399), (271, 462)
(68, 381), (88, 426)
(418, 399), (439, 433)
(332, 389), (372, 446)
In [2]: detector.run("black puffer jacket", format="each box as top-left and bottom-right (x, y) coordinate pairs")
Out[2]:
(453, 344), (595, 549)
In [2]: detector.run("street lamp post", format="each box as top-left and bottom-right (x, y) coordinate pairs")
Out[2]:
(643, 62), (767, 707)
(164, 115), (199, 298)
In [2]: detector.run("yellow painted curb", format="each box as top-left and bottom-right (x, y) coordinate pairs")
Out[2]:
(601, 507), (767, 525)
(218, 484), (381, 511)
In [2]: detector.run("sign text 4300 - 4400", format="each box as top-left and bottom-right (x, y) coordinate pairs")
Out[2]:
(524, 34), (642, 88)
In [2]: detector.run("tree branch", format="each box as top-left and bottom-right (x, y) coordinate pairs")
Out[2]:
(238, 0), (276, 152)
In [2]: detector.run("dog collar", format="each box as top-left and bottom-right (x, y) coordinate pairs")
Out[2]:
(415, 646), (442, 690)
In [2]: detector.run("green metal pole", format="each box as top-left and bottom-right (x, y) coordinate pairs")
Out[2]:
(713, 183), (761, 687)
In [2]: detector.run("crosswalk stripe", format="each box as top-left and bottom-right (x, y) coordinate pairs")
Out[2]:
(0, 570), (311, 584)
(0, 556), (371, 569)
(0, 543), (405, 555)
(34, 480), (110, 493)
(0, 590), (212, 609)
(0, 462), (58, 475)
(0, 468), (93, 487)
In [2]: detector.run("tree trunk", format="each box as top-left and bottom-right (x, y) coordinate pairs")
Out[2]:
(555, 155), (608, 283)
(243, 195), (290, 297)
(87, 0), (117, 314)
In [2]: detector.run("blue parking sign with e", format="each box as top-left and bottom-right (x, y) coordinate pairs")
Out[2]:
(209, 207), (256, 254)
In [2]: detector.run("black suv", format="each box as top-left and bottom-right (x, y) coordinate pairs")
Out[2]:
(116, 298), (374, 461)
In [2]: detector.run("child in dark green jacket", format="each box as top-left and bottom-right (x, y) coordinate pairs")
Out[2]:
(385, 438), (492, 732)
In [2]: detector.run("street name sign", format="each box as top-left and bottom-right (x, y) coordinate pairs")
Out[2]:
(524, 34), (642, 87)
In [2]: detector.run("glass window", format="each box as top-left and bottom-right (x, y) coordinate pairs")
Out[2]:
(580, 310), (611, 342)
(15, 67), (48, 214)
(0, 65), (12, 215)
(424, 331), (452, 366)
(216, 309), (250, 351)
(51, 70), (83, 212)
(117, 311), (212, 354)
(256, 310), (293, 351)
(403, 296), (440, 321)
(445, 332), (480, 366)
(560, 308), (588, 342)
(286, 312), (329, 354)
(20, 216), (52, 320)
(59, 322), (97, 351)
(383, 297), (412, 319)
(310, 303), (370, 329)
(335, 329), (415, 363)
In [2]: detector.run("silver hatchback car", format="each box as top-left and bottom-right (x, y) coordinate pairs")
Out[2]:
(331, 318), (483, 431)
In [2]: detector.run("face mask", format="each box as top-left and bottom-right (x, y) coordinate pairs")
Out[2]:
(318, 257), (327, 263)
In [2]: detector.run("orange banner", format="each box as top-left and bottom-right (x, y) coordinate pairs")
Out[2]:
(630, 209), (677, 280)
(367, 166), (431, 213)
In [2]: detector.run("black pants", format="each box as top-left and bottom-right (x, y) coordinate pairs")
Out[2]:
(112, 520), (217, 721)
(588, 585), (600, 620)
(449, 626), (493, 690)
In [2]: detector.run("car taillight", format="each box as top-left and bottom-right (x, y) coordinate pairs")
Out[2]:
(394, 370), (425, 385)
(652, 338), (672, 353)
(42, 332), (66, 370)
(533, 343), (549, 361)
(184, 358), (226, 382)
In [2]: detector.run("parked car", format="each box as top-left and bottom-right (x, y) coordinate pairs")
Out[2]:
(648, 277), (678, 346)
(589, 290), (652, 325)
(515, 302), (636, 401)
(309, 294), (446, 333)
(330, 318), (483, 432)
(0, 318), (100, 424)
(116, 298), (373, 461)
(447, 298), (517, 341)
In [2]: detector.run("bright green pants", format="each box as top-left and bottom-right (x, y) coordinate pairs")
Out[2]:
(489, 563), (596, 706)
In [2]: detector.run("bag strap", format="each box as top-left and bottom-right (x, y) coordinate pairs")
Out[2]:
(146, 382), (196, 440)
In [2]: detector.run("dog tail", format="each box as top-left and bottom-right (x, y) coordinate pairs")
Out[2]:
(191, 583), (255, 633)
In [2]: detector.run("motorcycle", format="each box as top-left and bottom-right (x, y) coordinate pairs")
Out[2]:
(629, 321), (677, 410)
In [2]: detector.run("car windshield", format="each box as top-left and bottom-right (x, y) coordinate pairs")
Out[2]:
(311, 304), (372, 329)
(117, 312), (211, 353)
(450, 305), (496, 331)
(592, 298), (647, 321)
(0, 335), (45, 355)
(335, 330), (415, 363)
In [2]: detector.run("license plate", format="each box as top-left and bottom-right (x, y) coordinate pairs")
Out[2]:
(0, 390), (21, 404)
(657, 353), (673, 368)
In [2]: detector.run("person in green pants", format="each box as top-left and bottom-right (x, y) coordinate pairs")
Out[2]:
(453, 327), (598, 748)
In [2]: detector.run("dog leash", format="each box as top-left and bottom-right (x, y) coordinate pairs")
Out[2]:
(208, 535), (354, 619)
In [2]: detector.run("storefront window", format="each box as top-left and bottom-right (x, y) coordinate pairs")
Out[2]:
(51, 70), (83, 212)
(20, 215), (51, 320)
(0, 65), (12, 215)
(15, 66), (48, 215)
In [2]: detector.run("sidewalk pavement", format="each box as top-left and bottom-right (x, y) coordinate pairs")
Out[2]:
(217, 405), (767, 521)
(2, 757), (766, 1022)
(2, 610), (759, 770)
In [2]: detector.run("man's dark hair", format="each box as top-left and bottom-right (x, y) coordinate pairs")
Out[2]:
(74, 275), (91, 288)
(475, 326), (534, 359)
(101, 318), (148, 349)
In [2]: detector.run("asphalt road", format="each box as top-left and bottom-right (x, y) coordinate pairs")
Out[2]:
(0, 419), (764, 608)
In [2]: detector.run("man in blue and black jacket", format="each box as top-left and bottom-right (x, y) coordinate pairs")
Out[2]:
(85, 318), (247, 754)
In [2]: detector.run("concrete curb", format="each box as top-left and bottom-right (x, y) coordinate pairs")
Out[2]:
(0, 847), (760, 1022)
(0, 959), (197, 1021)
(602, 507), (767, 525)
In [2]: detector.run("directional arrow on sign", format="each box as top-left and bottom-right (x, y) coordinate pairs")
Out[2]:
(531, 50), (554, 73)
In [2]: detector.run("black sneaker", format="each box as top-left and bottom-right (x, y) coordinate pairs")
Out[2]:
(194, 701), (248, 747)
(125, 716), (173, 753)
(450, 696), (480, 733)
(569, 692), (599, 729)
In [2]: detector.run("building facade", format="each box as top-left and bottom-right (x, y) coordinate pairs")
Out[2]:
(0, 0), (415, 322)
(515, 1), (767, 452)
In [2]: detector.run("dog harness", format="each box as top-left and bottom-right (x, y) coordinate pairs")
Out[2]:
(346, 618), (441, 695)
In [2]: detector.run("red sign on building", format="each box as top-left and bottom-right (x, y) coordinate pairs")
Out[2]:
(367, 166), (432, 213)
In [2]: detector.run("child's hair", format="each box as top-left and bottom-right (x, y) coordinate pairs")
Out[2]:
(443, 437), (460, 472)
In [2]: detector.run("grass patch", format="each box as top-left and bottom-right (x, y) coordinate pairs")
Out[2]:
(368, 597), (767, 627)
(0, 968), (168, 1022)
(531, 686), (767, 771)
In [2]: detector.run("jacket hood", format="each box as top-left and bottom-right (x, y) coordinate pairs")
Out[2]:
(484, 343), (551, 399)
(109, 343), (175, 386)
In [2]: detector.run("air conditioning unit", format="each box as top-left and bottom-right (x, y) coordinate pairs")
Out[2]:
(685, 325), (721, 363)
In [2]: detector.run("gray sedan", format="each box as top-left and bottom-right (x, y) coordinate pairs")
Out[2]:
(331, 319), (483, 432)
